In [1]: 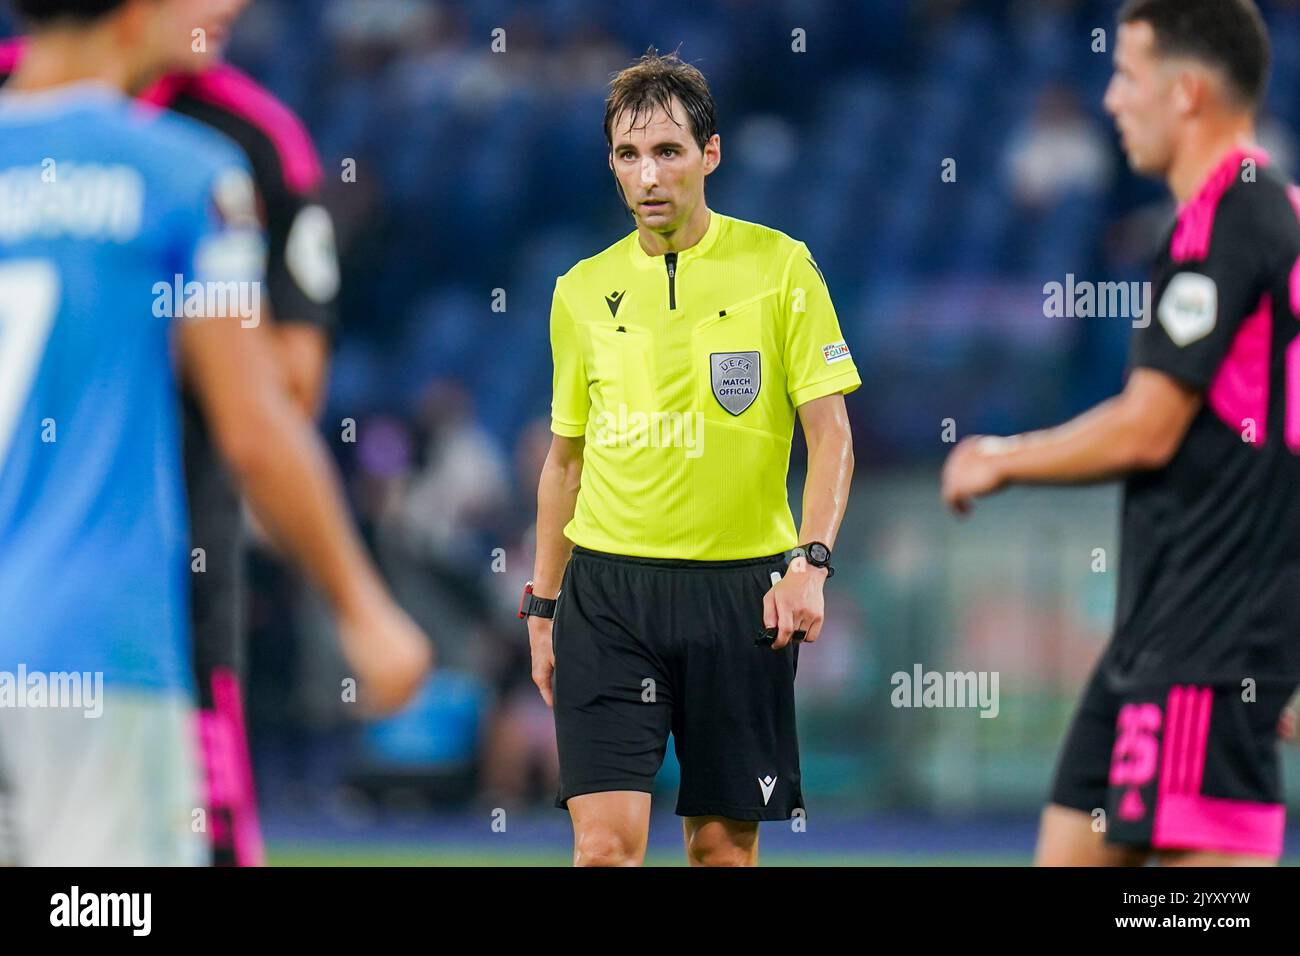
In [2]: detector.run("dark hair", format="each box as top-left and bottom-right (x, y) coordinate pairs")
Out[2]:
(1119, 0), (1271, 109)
(11, 0), (129, 24)
(603, 49), (717, 152)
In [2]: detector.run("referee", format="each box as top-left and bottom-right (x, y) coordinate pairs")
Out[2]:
(521, 52), (859, 866)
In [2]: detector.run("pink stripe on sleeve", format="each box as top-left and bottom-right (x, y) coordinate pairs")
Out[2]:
(0, 37), (27, 72)
(189, 64), (323, 195)
(1171, 148), (1271, 263)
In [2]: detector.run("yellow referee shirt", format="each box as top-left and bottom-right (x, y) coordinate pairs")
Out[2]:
(549, 211), (860, 560)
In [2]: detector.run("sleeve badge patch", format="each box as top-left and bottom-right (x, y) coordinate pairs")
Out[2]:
(821, 340), (852, 364)
(1157, 272), (1218, 347)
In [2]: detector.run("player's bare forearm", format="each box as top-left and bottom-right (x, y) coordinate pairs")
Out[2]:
(942, 368), (1202, 514)
(273, 322), (331, 419)
(532, 433), (584, 598)
(987, 397), (1161, 486)
(761, 395), (851, 650)
(995, 369), (1200, 483)
(527, 432), (581, 708)
(180, 316), (387, 617)
(188, 318), (431, 713)
(796, 393), (854, 550)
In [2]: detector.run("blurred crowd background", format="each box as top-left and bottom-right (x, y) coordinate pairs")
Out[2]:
(7, 0), (1300, 848)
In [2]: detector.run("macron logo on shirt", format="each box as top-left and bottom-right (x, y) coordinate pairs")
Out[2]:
(605, 290), (625, 318)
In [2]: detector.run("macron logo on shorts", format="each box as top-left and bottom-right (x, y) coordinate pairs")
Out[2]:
(758, 774), (777, 806)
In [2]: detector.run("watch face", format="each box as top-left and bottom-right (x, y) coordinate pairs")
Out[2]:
(808, 543), (829, 564)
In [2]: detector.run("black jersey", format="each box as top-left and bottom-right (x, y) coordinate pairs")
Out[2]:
(1106, 147), (1300, 689)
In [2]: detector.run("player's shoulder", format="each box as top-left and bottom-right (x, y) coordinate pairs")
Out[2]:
(714, 214), (822, 296)
(1187, 165), (1299, 277)
(157, 63), (323, 196)
(80, 105), (257, 235)
(1217, 165), (1297, 239)
(1171, 151), (1294, 264)
(715, 212), (808, 261)
(125, 102), (236, 159)
(0, 79), (244, 177)
(556, 229), (639, 293)
(120, 102), (249, 185)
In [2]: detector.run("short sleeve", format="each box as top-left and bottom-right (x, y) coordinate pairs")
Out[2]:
(177, 159), (267, 323)
(781, 243), (861, 407)
(267, 194), (341, 336)
(1131, 191), (1269, 389)
(550, 281), (589, 437)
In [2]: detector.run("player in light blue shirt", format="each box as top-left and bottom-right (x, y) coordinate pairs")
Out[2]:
(0, 0), (431, 866)
(0, 84), (264, 692)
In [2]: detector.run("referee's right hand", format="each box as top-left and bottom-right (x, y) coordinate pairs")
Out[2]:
(528, 615), (556, 708)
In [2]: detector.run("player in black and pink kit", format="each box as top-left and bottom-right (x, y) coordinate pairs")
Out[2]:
(943, 0), (1300, 865)
(1, 2), (343, 866)
(160, 58), (341, 868)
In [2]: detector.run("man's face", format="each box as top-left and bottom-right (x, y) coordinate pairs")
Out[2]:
(1104, 21), (1181, 176)
(609, 97), (719, 234)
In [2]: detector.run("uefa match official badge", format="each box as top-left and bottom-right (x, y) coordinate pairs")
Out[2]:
(710, 351), (761, 415)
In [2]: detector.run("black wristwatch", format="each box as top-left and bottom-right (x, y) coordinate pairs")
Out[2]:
(518, 581), (557, 620)
(787, 542), (834, 579)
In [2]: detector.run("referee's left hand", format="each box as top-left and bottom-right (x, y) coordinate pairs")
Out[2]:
(763, 556), (826, 650)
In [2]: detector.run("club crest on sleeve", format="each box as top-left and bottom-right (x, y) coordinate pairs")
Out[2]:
(211, 167), (260, 229)
(710, 351), (760, 415)
(821, 340), (851, 364)
(1157, 272), (1218, 346)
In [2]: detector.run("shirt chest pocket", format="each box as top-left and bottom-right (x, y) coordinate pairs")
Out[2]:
(692, 292), (774, 418)
(589, 322), (655, 411)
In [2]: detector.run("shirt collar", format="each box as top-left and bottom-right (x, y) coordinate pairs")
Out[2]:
(0, 79), (127, 119)
(1181, 145), (1270, 212)
(626, 208), (723, 270)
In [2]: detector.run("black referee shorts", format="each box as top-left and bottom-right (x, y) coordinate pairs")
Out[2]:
(552, 545), (804, 821)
